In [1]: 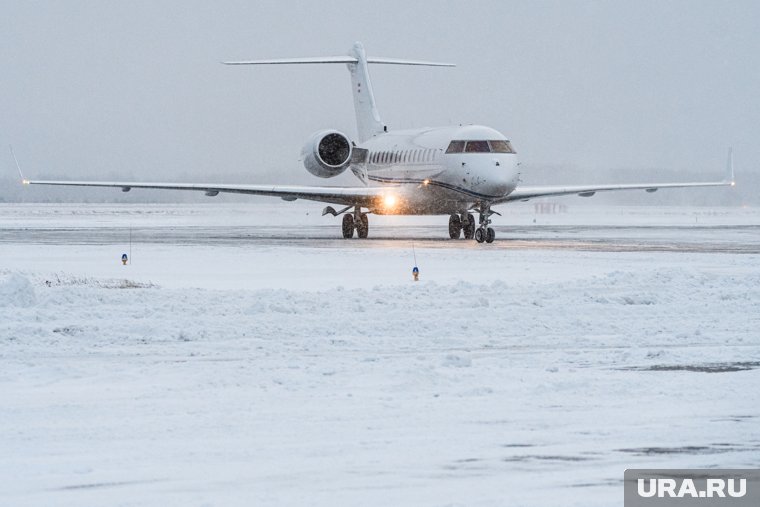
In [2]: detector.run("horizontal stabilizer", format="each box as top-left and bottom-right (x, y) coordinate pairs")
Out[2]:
(223, 56), (454, 67)
(366, 57), (454, 67)
(223, 56), (357, 65)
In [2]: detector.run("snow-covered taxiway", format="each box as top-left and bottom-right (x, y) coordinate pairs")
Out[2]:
(1, 202), (759, 506)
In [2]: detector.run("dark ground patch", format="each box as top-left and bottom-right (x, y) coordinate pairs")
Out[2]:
(623, 361), (760, 373)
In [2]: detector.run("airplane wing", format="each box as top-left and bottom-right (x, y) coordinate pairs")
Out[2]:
(19, 179), (391, 208)
(10, 148), (390, 207)
(500, 179), (733, 203)
(498, 150), (736, 203)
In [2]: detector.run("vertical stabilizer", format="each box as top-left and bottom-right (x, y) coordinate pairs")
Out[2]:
(222, 43), (453, 143)
(347, 42), (385, 142)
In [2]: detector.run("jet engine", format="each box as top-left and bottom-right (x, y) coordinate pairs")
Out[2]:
(301, 130), (353, 178)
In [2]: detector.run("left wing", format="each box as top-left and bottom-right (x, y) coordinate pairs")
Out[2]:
(497, 150), (736, 203)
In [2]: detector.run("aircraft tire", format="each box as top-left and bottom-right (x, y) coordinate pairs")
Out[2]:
(486, 227), (495, 243)
(342, 214), (355, 238)
(474, 228), (485, 243)
(448, 214), (462, 239)
(463, 214), (475, 239)
(357, 213), (369, 238)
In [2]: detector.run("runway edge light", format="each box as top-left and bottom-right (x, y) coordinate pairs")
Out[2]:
(411, 242), (419, 281)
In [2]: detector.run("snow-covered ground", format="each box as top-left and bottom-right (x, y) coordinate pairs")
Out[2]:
(1, 203), (759, 506)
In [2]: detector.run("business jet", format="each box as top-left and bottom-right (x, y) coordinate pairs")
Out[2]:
(17, 42), (734, 243)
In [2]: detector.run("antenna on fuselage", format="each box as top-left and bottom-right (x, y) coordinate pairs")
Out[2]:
(223, 42), (454, 143)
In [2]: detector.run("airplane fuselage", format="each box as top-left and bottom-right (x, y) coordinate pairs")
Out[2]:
(358, 124), (520, 214)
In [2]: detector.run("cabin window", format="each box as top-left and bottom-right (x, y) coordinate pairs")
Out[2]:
(446, 140), (465, 153)
(464, 141), (490, 153)
(489, 140), (516, 154)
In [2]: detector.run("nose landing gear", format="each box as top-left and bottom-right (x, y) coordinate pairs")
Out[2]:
(473, 205), (496, 244)
(474, 226), (495, 243)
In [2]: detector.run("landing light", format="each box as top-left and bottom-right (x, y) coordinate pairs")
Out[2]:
(423, 179), (430, 186)
(22, 179), (30, 185)
(383, 194), (397, 209)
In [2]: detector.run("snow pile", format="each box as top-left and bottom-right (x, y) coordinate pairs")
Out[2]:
(2, 267), (757, 507)
(0, 273), (36, 307)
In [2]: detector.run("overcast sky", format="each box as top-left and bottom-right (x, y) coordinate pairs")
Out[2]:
(2, 0), (758, 188)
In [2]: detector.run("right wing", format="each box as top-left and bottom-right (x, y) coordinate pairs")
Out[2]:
(11, 147), (390, 207)
(19, 178), (392, 208)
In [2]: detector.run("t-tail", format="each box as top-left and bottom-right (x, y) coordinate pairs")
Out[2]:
(223, 42), (454, 143)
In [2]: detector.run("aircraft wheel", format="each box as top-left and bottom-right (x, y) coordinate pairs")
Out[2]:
(462, 214), (475, 239)
(357, 213), (369, 238)
(342, 214), (354, 238)
(474, 228), (485, 243)
(448, 214), (462, 239)
(485, 227), (495, 243)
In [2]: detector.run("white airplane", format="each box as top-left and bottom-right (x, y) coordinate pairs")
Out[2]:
(17, 42), (735, 243)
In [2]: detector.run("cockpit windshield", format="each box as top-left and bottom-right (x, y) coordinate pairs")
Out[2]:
(464, 141), (490, 153)
(445, 140), (516, 154)
(445, 141), (465, 153)
(488, 140), (516, 153)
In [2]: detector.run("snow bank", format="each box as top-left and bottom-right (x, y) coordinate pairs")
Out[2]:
(0, 274), (36, 307)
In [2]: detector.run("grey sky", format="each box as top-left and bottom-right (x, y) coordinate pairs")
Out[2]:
(2, 0), (758, 195)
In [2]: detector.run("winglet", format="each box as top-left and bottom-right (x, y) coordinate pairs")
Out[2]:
(726, 147), (736, 186)
(9, 146), (30, 185)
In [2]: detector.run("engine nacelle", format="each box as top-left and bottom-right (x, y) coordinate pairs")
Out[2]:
(301, 130), (353, 178)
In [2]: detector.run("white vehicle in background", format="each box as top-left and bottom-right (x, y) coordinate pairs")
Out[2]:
(17, 42), (734, 244)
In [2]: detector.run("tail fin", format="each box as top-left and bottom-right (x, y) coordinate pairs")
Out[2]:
(223, 42), (454, 143)
(347, 42), (384, 142)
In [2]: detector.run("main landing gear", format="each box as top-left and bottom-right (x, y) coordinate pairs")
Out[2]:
(448, 213), (476, 240)
(341, 207), (369, 239)
(449, 206), (495, 244)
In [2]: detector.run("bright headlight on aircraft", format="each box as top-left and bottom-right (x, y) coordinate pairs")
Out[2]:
(383, 194), (397, 209)
(423, 179), (430, 186)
